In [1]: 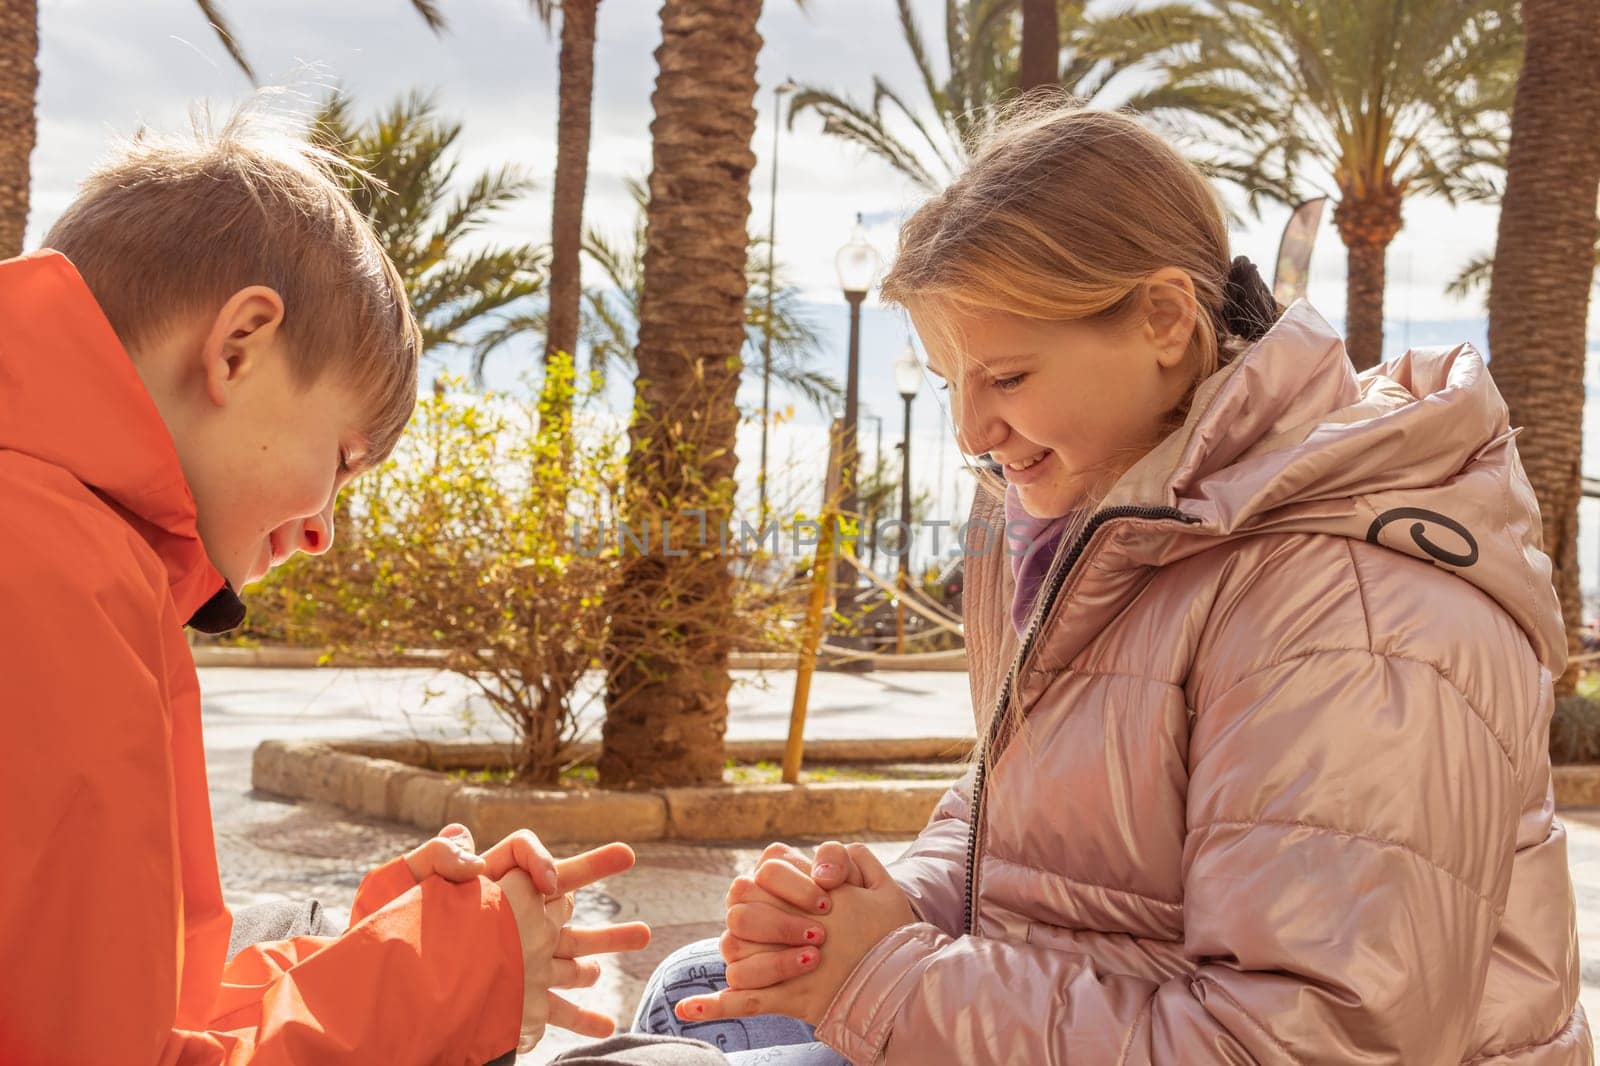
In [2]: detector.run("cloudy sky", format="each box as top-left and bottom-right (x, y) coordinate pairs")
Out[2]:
(29, 0), (1598, 561)
(30, 0), (1514, 320)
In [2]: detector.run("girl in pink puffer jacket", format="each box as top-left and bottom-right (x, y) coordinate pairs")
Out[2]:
(643, 105), (1589, 1064)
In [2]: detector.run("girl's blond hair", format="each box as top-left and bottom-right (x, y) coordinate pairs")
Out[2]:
(880, 103), (1256, 500)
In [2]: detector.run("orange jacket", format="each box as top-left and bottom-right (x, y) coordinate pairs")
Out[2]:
(0, 251), (523, 1064)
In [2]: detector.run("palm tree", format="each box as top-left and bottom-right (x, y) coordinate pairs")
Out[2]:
(194, 0), (445, 82)
(788, 1), (1281, 197)
(312, 93), (548, 359)
(1482, 0), (1600, 699)
(1448, 241), (1598, 305)
(1159, 0), (1520, 370)
(1018, 0), (1058, 93)
(481, 176), (837, 406)
(598, 0), (767, 789)
(0, 0), (38, 258)
(534, 0), (602, 381)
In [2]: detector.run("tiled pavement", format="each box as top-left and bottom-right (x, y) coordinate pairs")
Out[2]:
(200, 666), (1600, 1062)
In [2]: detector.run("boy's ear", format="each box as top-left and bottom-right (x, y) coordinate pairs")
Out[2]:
(200, 286), (286, 407)
(1141, 268), (1199, 370)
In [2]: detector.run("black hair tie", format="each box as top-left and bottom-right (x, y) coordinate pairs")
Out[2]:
(1221, 255), (1279, 342)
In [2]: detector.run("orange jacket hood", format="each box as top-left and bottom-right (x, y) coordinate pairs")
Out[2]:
(0, 250), (242, 630)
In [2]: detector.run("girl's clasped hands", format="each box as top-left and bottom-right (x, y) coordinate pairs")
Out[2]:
(675, 841), (916, 1026)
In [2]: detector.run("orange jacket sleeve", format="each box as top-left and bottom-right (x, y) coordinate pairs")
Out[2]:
(0, 534), (524, 1064)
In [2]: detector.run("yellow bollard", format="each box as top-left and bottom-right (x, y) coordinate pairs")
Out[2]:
(784, 511), (837, 784)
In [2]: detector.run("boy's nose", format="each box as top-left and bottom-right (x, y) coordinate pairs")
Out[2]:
(298, 508), (335, 557)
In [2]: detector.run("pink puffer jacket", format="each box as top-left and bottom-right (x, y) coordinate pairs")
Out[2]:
(814, 303), (1589, 1064)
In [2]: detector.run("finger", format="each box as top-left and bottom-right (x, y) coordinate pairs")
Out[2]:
(439, 840), (487, 879)
(556, 921), (652, 959)
(811, 840), (860, 889)
(553, 842), (636, 896)
(720, 929), (797, 965)
(550, 956), (603, 990)
(676, 989), (771, 1022)
(845, 842), (894, 888)
(760, 841), (813, 873)
(481, 829), (560, 895)
(548, 991), (617, 1038)
(726, 945), (820, 991)
(727, 901), (825, 947)
(439, 822), (475, 853)
(547, 891), (576, 927)
(725, 874), (790, 909)
(403, 836), (485, 883)
(754, 857), (834, 914)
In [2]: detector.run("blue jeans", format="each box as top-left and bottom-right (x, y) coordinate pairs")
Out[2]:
(634, 939), (851, 1065)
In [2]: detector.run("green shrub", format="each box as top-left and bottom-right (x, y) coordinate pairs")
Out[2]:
(1551, 694), (1600, 764)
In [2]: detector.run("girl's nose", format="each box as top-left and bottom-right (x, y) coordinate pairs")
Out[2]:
(954, 386), (1007, 457)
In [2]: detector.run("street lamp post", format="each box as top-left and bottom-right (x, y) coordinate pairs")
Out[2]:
(862, 411), (884, 570)
(893, 344), (921, 653)
(758, 79), (798, 531)
(833, 215), (880, 605)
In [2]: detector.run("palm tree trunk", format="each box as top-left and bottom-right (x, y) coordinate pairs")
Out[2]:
(1019, 0), (1058, 94)
(599, 0), (761, 789)
(544, 0), (599, 369)
(1333, 187), (1402, 372)
(0, 0), (39, 259)
(1484, 0), (1600, 702)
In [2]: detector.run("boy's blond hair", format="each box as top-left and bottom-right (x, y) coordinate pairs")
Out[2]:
(45, 104), (420, 464)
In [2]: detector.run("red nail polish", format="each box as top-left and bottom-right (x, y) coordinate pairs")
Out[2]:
(817, 897), (831, 913)
(799, 952), (815, 966)
(804, 928), (819, 942)
(692, 1003), (705, 1015)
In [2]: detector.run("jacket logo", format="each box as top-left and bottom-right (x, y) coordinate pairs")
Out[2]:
(1365, 507), (1479, 568)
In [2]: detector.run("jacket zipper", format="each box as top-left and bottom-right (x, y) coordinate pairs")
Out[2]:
(960, 504), (1196, 935)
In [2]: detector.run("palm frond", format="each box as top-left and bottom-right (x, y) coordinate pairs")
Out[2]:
(192, 0), (255, 82)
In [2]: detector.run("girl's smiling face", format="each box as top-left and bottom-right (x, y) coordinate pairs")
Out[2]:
(914, 276), (1199, 519)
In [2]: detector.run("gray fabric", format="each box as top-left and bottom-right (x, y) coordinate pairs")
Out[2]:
(225, 898), (340, 961)
(547, 1034), (727, 1065)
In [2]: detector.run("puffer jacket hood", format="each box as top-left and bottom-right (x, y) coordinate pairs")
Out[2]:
(815, 302), (1588, 1064)
(1106, 299), (1563, 670)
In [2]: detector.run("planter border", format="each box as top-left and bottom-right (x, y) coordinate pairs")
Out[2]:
(252, 738), (970, 845)
(193, 644), (966, 671)
(254, 740), (1600, 845)
(1552, 764), (1600, 808)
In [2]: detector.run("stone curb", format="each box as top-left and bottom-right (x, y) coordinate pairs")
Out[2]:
(193, 644), (964, 671)
(253, 739), (1600, 844)
(1553, 765), (1600, 808)
(252, 738), (965, 845)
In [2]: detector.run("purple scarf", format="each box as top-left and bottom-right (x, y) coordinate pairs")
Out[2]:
(1003, 484), (1078, 637)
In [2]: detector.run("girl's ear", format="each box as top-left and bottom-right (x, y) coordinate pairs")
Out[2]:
(1143, 268), (1199, 370)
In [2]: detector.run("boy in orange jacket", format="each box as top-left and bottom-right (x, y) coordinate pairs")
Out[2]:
(0, 114), (663, 1063)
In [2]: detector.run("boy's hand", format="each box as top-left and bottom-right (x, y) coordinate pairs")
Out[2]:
(678, 844), (913, 1026)
(497, 854), (653, 1054)
(408, 826), (633, 901)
